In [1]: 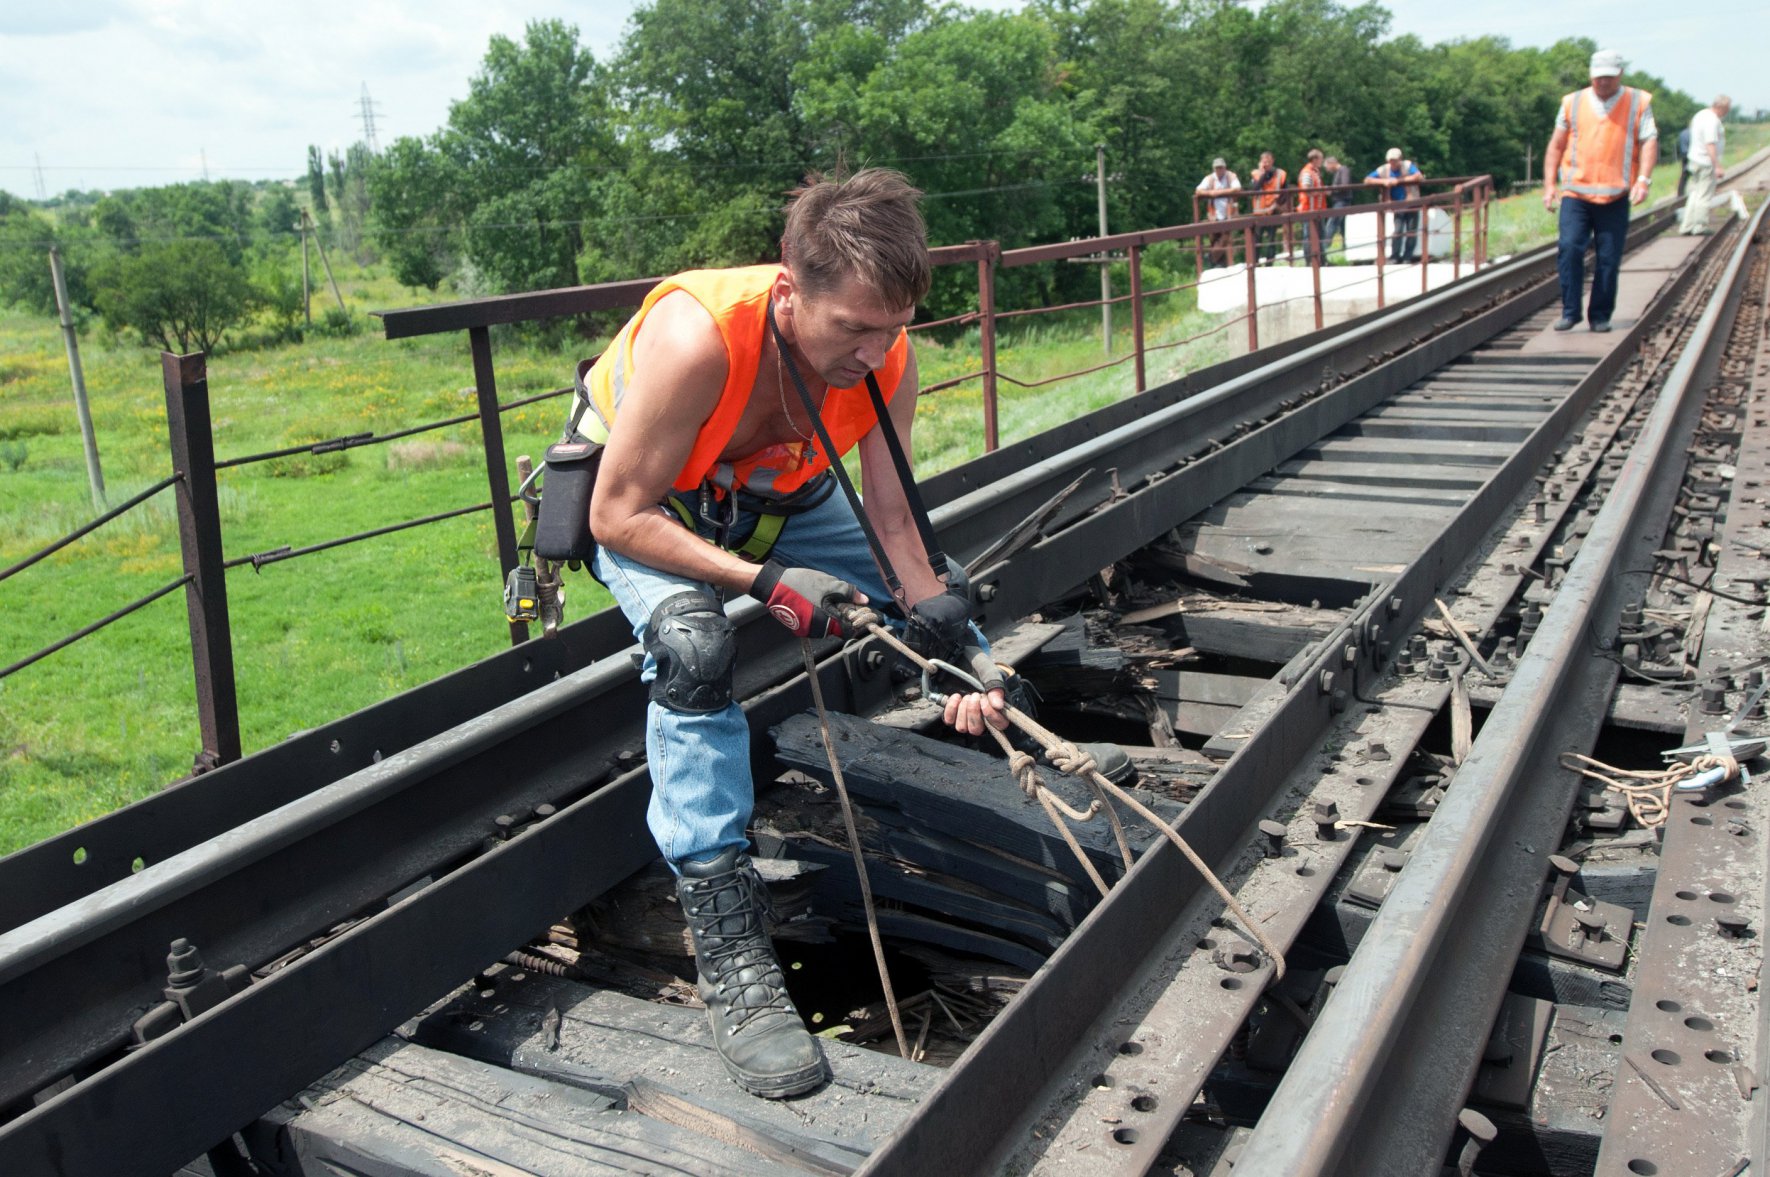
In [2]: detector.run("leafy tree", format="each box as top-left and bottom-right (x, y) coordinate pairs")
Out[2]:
(0, 205), (102, 316)
(91, 181), (255, 264)
(306, 145), (328, 213)
(93, 240), (257, 353)
(369, 19), (615, 294)
(254, 184), (302, 243)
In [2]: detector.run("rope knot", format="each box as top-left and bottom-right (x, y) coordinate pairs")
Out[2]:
(1007, 750), (1040, 797)
(1048, 741), (1098, 779)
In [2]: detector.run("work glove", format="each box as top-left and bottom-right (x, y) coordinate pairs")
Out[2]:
(752, 560), (858, 639)
(904, 586), (973, 663)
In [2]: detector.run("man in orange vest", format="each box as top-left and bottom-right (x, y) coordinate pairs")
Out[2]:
(1541, 48), (1658, 332)
(1298, 149), (1327, 265)
(582, 170), (1006, 1097)
(1250, 151), (1288, 264)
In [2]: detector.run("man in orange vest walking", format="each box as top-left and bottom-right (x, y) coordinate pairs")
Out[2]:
(581, 169), (1006, 1098)
(1541, 48), (1658, 332)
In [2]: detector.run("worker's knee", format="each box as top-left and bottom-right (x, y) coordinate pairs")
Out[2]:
(646, 590), (736, 714)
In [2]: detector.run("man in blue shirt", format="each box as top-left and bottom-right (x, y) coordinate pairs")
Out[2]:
(1365, 148), (1424, 263)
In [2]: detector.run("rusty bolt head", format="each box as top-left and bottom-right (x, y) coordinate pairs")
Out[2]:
(1258, 819), (1288, 857)
(1718, 914), (1751, 939)
(1549, 853), (1580, 876)
(1368, 741), (1391, 762)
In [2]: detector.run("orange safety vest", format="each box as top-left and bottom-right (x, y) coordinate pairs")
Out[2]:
(1254, 167), (1288, 215)
(1298, 162), (1326, 213)
(1558, 86), (1654, 203)
(584, 265), (910, 499)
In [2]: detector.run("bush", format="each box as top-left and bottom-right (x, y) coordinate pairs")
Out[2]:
(0, 440), (26, 471)
(93, 241), (257, 353)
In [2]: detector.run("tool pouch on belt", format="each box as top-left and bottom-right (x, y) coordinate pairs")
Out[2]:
(534, 439), (601, 562)
(534, 357), (603, 562)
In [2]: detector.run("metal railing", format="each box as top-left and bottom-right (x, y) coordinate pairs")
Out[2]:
(2, 191), (1494, 776)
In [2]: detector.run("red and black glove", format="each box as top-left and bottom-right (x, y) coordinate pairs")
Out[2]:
(752, 560), (858, 639)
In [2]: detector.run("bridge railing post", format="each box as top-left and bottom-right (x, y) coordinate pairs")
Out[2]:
(161, 351), (241, 773)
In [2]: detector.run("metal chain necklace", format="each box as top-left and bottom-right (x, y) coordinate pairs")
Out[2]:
(773, 312), (824, 463)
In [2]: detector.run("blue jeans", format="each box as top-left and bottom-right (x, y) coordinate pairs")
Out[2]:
(1558, 196), (1629, 325)
(594, 483), (973, 868)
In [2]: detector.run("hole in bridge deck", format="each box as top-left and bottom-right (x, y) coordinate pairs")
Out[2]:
(1656, 999), (1682, 1013)
(1130, 1094), (1158, 1113)
(1685, 1015), (1714, 1031)
(1650, 1049), (1681, 1066)
(1707, 1049), (1734, 1064)
(1628, 1161), (1659, 1176)
(1112, 1128), (1141, 1146)
(1118, 1040), (1145, 1056)
(72, 847), (86, 865)
(1709, 891), (1737, 904)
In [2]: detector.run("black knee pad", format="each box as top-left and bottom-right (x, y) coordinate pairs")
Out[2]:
(646, 590), (736, 713)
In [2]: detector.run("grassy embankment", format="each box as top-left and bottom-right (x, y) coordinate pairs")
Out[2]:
(2, 124), (1764, 855)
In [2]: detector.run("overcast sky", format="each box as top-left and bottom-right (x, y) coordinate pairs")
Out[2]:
(1, 1), (1759, 201)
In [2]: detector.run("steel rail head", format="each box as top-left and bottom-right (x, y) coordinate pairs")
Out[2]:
(1234, 197), (1769, 1177)
(0, 648), (639, 987)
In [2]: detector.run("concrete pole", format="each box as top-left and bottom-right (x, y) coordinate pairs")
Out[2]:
(297, 216), (311, 326)
(1096, 143), (1111, 356)
(306, 209), (347, 316)
(49, 246), (105, 509)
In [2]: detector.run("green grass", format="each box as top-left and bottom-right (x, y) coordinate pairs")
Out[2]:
(3, 126), (1766, 855)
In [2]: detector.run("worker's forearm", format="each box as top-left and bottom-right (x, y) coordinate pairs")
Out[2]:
(872, 507), (946, 608)
(598, 509), (759, 594)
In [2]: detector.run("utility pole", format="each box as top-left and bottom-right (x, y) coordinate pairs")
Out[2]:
(49, 246), (105, 510)
(1096, 143), (1111, 356)
(200, 148), (209, 182)
(1524, 143), (1534, 186)
(304, 209), (347, 316)
(33, 153), (47, 201)
(295, 214), (311, 325)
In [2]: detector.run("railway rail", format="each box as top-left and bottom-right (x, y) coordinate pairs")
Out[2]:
(2, 167), (1768, 1177)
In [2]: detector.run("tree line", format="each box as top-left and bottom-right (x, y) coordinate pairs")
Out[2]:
(0, 0), (1715, 347)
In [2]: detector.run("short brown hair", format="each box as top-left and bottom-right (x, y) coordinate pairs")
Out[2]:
(1308, 149), (1323, 163)
(782, 168), (930, 309)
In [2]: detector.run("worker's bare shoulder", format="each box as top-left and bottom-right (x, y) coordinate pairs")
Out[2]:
(631, 289), (728, 378)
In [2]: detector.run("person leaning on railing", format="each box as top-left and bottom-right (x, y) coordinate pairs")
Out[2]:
(1322, 155), (1352, 257)
(1250, 151), (1288, 264)
(1365, 148), (1424, 264)
(1195, 157), (1242, 268)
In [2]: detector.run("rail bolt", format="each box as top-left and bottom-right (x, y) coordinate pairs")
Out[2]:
(1258, 819), (1289, 858)
(1455, 1108), (1498, 1177)
(1313, 801), (1340, 841)
(1717, 914), (1751, 940)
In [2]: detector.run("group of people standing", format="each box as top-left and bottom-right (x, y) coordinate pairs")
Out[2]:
(1195, 147), (1426, 269)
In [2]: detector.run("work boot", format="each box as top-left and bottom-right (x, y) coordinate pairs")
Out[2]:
(1552, 316), (1579, 332)
(677, 847), (827, 1098)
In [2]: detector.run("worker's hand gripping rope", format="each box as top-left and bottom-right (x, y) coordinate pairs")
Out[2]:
(753, 560), (862, 639)
(856, 616), (1290, 982)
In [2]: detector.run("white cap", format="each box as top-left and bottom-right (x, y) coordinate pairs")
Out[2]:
(1212, 157), (1227, 168)
(1385, 147), (1402, 161)
(1590, 49), (1624, 78)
